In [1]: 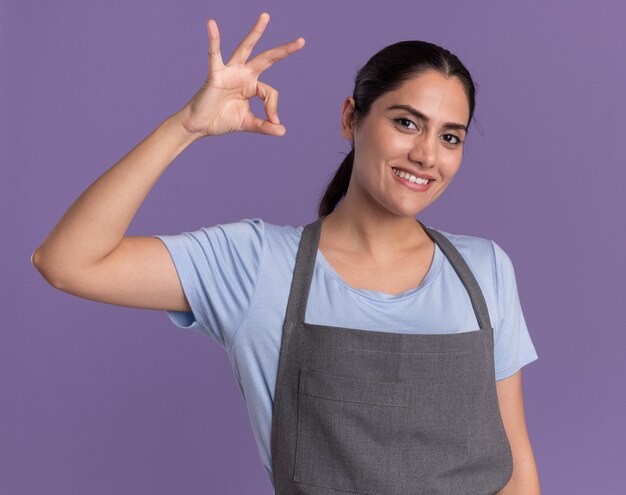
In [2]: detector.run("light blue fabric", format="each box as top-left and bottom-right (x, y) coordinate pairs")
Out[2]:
(153, 217), (539, 486)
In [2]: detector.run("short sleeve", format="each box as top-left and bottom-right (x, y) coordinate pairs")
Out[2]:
(491, 240), (539, 380)
(152, 218), (265, 350)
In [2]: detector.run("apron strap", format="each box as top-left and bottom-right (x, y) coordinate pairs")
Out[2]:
(416, 219), (493, 330)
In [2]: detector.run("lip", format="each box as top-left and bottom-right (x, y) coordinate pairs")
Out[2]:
(390, 167), (434, 191)
(391, 166), (435, 181)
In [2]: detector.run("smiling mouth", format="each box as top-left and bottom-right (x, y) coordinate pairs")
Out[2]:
(391, 167), (434, 184)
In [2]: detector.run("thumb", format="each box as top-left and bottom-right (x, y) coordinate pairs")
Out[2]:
(244, 80), (286, 136)
(244, 110), (286, 136)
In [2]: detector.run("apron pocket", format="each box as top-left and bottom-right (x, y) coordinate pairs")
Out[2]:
(293, 368), (408, 495)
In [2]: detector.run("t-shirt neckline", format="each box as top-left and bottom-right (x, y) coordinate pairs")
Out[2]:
(315, 241), (443, 303)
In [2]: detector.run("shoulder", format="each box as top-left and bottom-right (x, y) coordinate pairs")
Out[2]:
(426, 225), (499, 276)
(431, 226), (514, 266)
(208, 219), (306, 268)
(426, 224), (522, 325)
(211, 217), (266, 241)
(261, 220), (306, 253)
(426, 225), (512, 307)
(157, 217), (267, 248)
(186, 217), (267, 267)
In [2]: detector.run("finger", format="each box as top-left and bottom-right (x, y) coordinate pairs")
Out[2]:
(247, 37), (305, 76)
(229, 12), (270, 66)
(244, 81), (285, 135)
(207, 19), (225, 73)
(257, 80), (280, 124)
(244, 110), (286, 136)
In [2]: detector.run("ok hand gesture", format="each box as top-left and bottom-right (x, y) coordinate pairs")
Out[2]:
(178, 12), (305, 138)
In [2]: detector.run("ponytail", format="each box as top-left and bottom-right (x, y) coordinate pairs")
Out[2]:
(317, 148), (354, 218)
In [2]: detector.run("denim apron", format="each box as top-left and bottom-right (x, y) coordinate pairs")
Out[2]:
(270, 216), (513, 494)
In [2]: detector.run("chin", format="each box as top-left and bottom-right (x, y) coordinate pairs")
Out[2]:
(385, 204), (428, 219)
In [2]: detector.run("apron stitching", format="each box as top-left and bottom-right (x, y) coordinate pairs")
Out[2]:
(299, 393), (409, 408)
(343, 347), (475, 356)
(302, 368), (407, 385)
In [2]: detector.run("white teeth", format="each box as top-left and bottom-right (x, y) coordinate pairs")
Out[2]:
(392, 167), (430, 185)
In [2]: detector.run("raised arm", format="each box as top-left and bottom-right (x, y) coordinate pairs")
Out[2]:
(31, 12), (304, 312)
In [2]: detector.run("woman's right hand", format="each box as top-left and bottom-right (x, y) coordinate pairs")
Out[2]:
(178, 12), (305, 138)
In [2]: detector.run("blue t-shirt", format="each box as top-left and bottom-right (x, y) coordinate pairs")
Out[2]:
(153, 218), (539, 487)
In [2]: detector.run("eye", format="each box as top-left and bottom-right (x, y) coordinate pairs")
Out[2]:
(394, 117), (418, 130)
(394, 118), (464, 146)
(443, 134), (463, 145)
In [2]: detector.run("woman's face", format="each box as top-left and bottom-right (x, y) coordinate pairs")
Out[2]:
(342, 69), (470, 218)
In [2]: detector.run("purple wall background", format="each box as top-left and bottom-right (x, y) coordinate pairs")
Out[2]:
(2, 0), (624, 493)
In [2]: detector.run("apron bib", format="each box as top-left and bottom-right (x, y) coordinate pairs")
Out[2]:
(270, 216), (513, 495)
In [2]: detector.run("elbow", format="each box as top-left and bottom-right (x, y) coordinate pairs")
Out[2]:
(31, 247), (43, 268)
(31, 247), (66, 290)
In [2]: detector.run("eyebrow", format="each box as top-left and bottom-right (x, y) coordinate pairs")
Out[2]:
(386, 104), (468, 133)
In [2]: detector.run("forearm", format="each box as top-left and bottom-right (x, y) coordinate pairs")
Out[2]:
(32, 109), (201, 282)
(496, 449), (541, 494)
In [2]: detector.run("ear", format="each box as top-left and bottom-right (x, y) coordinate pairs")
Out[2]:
(340, 96), (357, 140)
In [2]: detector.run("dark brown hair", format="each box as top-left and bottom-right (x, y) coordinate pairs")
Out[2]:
(317, 40), (477, 218)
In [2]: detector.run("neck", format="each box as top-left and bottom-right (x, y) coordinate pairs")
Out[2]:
(322, 187), (430, 261)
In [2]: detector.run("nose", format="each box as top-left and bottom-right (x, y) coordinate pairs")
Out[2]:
(408, 133), (437, 168)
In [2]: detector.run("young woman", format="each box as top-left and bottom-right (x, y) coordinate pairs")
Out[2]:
(32, 12), (540, 494)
